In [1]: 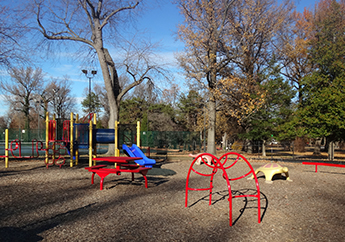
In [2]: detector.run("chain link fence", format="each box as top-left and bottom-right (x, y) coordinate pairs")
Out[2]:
(0, 128), (46, 142)
(140, 131), (201, 151)
(2, 127), (345, 162)
(0, 128), (46, 157)
(0, 128), (202, 156)
(233, 140), (345, 162)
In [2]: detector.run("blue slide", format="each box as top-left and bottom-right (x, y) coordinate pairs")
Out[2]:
(122, 144), (156, 168)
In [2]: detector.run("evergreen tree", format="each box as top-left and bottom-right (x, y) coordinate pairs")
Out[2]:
(242, 60), (296, 144)
(177, 90), (203, 131)
(298, 0), (345, 141)
(81, 92), (103, 115)
(119, 97), (147, 126)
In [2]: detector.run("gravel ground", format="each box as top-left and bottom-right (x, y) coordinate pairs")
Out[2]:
(1, 157), (345, 242)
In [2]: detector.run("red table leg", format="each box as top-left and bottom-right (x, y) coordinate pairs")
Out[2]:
(93, 171), (111, 190)
(140, 170), (149, 188)
(91, 172), (95, 184)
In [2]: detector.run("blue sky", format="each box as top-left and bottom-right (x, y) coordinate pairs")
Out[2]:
(0, 0), (318, 117)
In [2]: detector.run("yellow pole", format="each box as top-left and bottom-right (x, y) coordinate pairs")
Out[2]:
(93, 113), (97, 161)
(70, 112), (74, 167)
(89, 120), (93, 167)
(45, 112), (49, 165)
(5, 129), (8, 168)
(75, 113), (79, 165)
(115, 121), (119, 157)
(137, 121), (140, 147)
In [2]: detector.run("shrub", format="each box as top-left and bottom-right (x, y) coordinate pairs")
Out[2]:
(231, 140), (243, 151)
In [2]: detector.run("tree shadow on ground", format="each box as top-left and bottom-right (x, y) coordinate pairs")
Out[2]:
(0, 164), (47, 178)
(0, 227), (43, 242)
(0, 203), (96, 242)
(103, 176), (170, 190)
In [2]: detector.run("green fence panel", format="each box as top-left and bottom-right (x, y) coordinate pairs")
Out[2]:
(0, 128), (46, 142)
(140, 130), (201, 152)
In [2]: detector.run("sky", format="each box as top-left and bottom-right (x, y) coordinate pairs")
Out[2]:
(0, 0), (319, 117)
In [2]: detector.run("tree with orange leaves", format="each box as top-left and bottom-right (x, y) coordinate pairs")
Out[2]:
(175, 0), (293, 153)
(278, 7), (314, 104)
(175, 0), (237, 154)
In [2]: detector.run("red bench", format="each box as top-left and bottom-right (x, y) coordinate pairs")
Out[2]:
(85, 165), (151, 190)
(302, 162), (345, 172)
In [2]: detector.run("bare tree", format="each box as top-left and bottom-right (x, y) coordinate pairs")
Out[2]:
(92, 76), (130, 127)
(34, 2), (159, 136)
(0, 116), (7, 129)
(33, 0), (167, 153)
(119, 36), (167, 100)
(0, 1), (30, 69)
(161, 83), (180, 108)
(216, 0), (293, 127)
(277, 8), (314, 104)
(7, 111), (26, 129)
(226, 0), (293, 82)
(176, 0), (293, 153)
(129, 79), (160, 104)
(0, 67), (45, 129)
(43, 77), (76, 120)
(175, 0), (237, 154)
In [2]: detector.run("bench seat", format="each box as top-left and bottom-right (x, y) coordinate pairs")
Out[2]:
(302, 162), (345, 172)
(85, 164), (107, 170)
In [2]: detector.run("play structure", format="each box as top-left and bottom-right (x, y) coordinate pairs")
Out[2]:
(122, 144), (156, 167)
(249, 163), (292, 184)
(185, 152), (261, 226)
(48, 112), (153, 168)
(2, 112), (155, 168)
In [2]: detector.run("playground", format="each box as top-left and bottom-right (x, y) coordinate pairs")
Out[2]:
(1, 112), (345, 240)
(1, 155), (345, 241)
(0, 112), (202, 170)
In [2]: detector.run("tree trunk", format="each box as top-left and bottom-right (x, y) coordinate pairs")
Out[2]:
(247, 139), (253, 154)
(206, 32), (218, 155)
(222, 132), (227, 150)
(95, 43), (119, 155)
(207, 98), (216, 155)
(328, 141), (334, 161)
(262, 140), (266, 157)
(313, 145), (321, 155)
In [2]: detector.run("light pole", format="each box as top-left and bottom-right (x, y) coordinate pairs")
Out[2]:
(82, 69), (97, 113)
